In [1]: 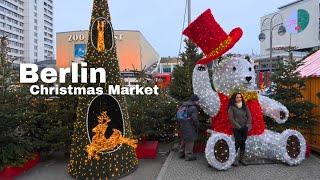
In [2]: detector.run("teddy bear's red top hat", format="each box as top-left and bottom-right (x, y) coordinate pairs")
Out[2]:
(183, 9), (243, 65)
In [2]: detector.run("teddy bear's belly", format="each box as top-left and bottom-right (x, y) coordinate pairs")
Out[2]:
(211, 94), (265, 136)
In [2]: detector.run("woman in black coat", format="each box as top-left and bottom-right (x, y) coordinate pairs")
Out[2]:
(228, 93), (252, 165)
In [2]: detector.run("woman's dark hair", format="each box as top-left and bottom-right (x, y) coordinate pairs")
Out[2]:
(228, 93), (247, 110)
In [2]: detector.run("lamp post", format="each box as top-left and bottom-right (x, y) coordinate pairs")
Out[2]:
(259, 13), (286, 76)
(187, 0), (191, 24)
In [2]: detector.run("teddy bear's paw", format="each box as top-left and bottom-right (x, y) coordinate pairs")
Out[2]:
(205, 132), (236, 170)
(274, 107), (289, 124)
(279, 129), (306, 165)
(280, 111), (286, 120)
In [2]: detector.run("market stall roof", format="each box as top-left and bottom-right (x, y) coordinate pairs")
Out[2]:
(297, 50), (320, 78)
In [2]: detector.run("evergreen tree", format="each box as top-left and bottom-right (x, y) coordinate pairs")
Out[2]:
(68, 1), (138, 179)
(267, 52), (316, 131)
(127, 71), (178, 143)
(0, 85), (35, 171)
(0, 36), (34, 171)
(169, 39), (203, 101)
(25, 91), (77, 158)
(144, 93), (178, 143)
(0, 36), (77, 170)
(169, 39), (210, 146)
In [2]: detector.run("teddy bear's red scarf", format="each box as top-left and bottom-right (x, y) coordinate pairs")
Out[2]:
(211, 92), (265, 136)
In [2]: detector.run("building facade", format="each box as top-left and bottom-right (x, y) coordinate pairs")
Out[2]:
(156, 57), (182, 74)
(255, 0), (320, 83)
(56, 30), (160, 72)
(260, 0), (320, 55)
(253, 51), (307, 72)
(0, 0), (54, 63)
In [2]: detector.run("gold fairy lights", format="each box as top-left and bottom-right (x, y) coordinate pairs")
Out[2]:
(207, 36), (232, 58)
(68, 0), (138, 179)
(86, 111), (137, 161)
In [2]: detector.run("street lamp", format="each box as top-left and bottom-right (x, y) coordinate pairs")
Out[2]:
(258, 13), (286, 75)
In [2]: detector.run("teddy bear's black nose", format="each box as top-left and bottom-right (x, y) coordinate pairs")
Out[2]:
(246, 76), (252, 82)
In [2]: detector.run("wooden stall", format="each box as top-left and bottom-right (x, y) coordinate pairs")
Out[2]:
(298, 50), (320, 153)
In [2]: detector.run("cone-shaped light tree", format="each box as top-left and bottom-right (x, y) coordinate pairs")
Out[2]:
(68, 0), (138, 179)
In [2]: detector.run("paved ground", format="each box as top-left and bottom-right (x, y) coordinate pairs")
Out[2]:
(14, 145), (320, 180)
(17, 144), (171, 180)
(18, 157), (166, 180)
(157, 152), (320, 180)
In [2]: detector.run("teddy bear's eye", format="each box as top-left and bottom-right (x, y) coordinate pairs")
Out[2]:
(249, 67), (252, 71)
(233, 67), (237, 71)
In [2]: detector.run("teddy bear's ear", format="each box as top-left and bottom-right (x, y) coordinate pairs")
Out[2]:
(213, 57), (223, 68)
(217, 57), (223, 64)
(245, 56), (253, 64)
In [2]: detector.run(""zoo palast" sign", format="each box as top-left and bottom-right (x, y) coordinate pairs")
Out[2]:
(68, 33), (124, 42)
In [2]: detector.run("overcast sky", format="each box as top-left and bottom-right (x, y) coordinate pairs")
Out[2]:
(54, 0), (294, 57)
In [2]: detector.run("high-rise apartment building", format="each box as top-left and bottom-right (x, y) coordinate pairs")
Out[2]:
(0, 0), (54, 63)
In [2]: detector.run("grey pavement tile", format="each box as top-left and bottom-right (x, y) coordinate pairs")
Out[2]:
(160, 152), (320, 180)
(17, 146), (170, 180)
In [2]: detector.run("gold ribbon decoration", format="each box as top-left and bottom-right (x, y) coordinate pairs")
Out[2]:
(228, 91), (258, 102)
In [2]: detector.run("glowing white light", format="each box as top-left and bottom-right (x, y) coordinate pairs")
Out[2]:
(193, 57), (306, 170)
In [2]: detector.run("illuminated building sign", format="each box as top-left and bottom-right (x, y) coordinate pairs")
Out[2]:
(68, 34), (124, 42)
(286, 9), (310, 34)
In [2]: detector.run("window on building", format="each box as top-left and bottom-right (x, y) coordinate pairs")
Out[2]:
(163, 68), (172, 73)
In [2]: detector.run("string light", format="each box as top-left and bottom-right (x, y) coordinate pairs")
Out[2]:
(193, 57), (306, 170)
(205, 131), (236, 170)
(85, 111), (137, 161)
(68, 0), (138, 179)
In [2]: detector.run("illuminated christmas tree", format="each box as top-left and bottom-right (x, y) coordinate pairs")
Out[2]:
(67, 0), (138, 179)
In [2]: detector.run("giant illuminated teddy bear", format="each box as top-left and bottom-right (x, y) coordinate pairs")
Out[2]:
(183, 9), (306, 170)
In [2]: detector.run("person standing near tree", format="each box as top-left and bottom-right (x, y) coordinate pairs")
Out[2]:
(228, 92), (252, 165)
(177, 94), (200, 161)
